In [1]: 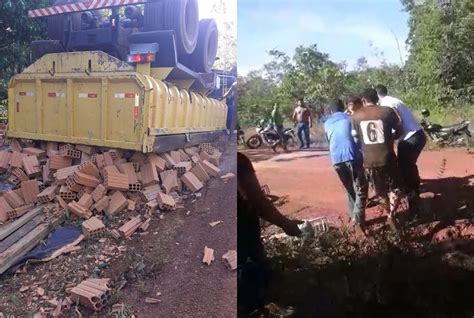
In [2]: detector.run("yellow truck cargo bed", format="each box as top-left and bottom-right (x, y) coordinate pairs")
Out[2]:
(7, 51), (227, 153)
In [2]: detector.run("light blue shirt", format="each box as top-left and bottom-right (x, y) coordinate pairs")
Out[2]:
(324, 112), (360, 165)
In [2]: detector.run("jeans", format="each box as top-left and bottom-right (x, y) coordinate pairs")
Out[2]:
(334, 161), (368, 225)
(397, 130), (426, 212)
(297, 123), (310, 148)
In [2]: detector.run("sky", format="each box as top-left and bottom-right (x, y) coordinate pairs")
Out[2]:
(238, 0), (409, 75)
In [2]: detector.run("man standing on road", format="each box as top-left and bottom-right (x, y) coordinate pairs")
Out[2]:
(271, 103), (288, 152)
(352, 88), (402, 229)
(324, 99), (368, 232)
(292, 99), (312, 149)
(375, 84), (426, 214)
(237, 152), (302, 314)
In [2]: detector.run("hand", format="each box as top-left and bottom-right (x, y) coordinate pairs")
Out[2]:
(282, 219), (303, 236)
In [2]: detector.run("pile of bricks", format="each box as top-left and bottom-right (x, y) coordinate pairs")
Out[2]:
(0, 139), (222, 238)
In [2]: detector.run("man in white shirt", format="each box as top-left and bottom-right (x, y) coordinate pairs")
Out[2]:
(376, 84), (426, 215)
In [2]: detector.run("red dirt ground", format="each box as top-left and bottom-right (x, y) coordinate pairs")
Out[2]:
(241, 147), (474, 227)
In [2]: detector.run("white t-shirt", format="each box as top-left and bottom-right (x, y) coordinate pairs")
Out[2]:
(379, 95), (422, 140)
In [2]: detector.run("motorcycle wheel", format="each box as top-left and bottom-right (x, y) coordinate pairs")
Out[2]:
(246, 135), (262, 149)
(286, 136), (297, 149)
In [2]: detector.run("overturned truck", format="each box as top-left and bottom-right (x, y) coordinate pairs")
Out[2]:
(8, 0), (232, 153)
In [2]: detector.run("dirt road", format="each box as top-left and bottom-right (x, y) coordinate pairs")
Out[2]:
(242, 147), (474, 227)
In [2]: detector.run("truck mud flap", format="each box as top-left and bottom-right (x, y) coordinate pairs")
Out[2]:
(152, 130), (224, 153)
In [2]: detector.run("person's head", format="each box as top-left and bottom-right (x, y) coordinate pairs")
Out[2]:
(346, 95), (363, 114)
(297, 99), (304, 107)
(375, 84), (388, 98)
(328, 99), (345, 114)
(360, 88), (379, 106)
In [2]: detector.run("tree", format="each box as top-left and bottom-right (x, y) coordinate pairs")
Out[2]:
(210, 0), (237, 71)
(0, 0), (50, 101)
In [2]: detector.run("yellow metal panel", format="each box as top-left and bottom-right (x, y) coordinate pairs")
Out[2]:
(73, 80), (102, 139)
(13, 81), (37, 133)
(179, 89), (190, 128)
(167, 85), (179, 128)
(106, 79), (143, 143)
(41, 80), (68, 136)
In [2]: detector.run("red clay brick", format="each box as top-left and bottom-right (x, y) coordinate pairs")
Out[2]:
(22, 155), (41, 177)
(108, 191), (128, 215)
(160, 170), (179, 194)
(118, 162), (138, 184)
(0, 197), (13, 222)
(23, 147), (46, 158)
(0, 152), (11, 171)
(173, 162), (192, 175)
(160, 153), (177, 167)
(59, 185), (77, 201)
(46, 142), (58, 157)
(59, 144), (81, 159)
(82, 216), (105, 238)
(103, 152), (114, 167)
(54, 165), (79, 184)
(104, 171), (129, 191)
(9, 139), (23, 152)
(156, 192), (176, 210)
(49, 155), (73, 170)
(140, 162), (159, 186)
(7, 204), (34, 220)
(67, 201), (92, 219)
(140, 184), (161, 202)
(11, 167), (29, 182)
(4, 190), (25, 208)
(170, 151), (181, 164)
(118, 216), (142, 238)
(73, 171), (100, 188)
(9, 151), (27, 168)
(20, 180), (40, 204)
(91, 184), (107, 203)
(201, 160), (220, 177)
(75, 145), (95, 155)
(37, 185), (58, 203)
(93, 195), (109, 212)
(181, 172), (203, 192)
(147, 153), (166, 172)
(78, 193), (94, 209)
(77, 161), (100, 178)
(190, 162), (210, 183)
(222, 250), (237, 270)
(55, 195), (68, 210)
(202, 246), (215, 265)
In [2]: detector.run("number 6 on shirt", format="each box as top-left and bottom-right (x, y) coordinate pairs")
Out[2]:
(360, 120), (385, 144)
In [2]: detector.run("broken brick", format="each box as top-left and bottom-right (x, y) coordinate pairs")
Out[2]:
(108, 191), (128, 215)
(181, 172), (203, 192)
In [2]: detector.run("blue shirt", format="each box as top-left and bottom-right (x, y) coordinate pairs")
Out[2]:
(324, 112), (359, 165)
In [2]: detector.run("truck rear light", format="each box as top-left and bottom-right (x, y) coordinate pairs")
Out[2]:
(128, 53), (155, 63)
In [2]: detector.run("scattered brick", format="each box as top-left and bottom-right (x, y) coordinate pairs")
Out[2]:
(190, 163), (210, 183)
(55, 195), (68, 210)
(12, 167), (29, 182)
(0, 197), (13, 222)
(91, 184), (107, 203)
(4, 190), (25, 208)
(104, 171), (129, 191)
(70, 279), (111, 311)
(201, 160), (220, 177)
(108, 191), (128, 215)
(144, 200), (158, 214)
(170, 150), (181, 164)
(0, 152), (11, 171)
(181, 172), (203, 192)
(75, 145), (95, 155)
(9, 151), (27, 168)
(140, 184), (161, 202)
(127, 200), (136, 211)
(202, 246), (215, 265)
(110, 229), (121, 239)
(160, 170), (179, 194)
(67, 201), (92, 219)
(140, 218), (151, 231)
(77, 161), (100, 178)
(20, 180), (40, 204)
(7, 204), (35, 219)
(118, 216), (142, 238)
(78, 193), (94, 209)
(54, 165), (79, 184)
(94, 195), (109, 212)
(222, 250), (237, 270)
(156, 192), (176, 210)
(140, 162), (159, 186)
(173, 162), (192, 175)
(59, 144), (81, 159)
(59, 185), (77, 201)
(73, 171), (100, 188)
(22, 155), (41, 177)
(23, 147), (46, 159)
(147, 153), (166, 172)
(82, 216), (106, 238)
(103, 152), (114, 167)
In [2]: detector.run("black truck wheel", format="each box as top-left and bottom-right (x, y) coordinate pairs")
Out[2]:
(184, 19), (218, 73)
(163, 0), (199, 55)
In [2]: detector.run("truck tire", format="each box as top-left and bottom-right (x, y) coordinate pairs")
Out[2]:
(185, 19), (218, 73)
(163, 0), (199, 55)
(143, 1), (165, 31)
(47, 0), (81, 45)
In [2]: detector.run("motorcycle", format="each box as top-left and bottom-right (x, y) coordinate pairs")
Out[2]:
(246, 119), (296, 149)
(237, 127), (246, 145)
(420, 109), (472, 147)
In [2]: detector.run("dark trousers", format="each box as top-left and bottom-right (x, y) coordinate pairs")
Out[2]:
(397, 130), (426, 195)
(297, 123), (310, 148)
(334, 161), (368, 225)
(398, 130), (426, 212)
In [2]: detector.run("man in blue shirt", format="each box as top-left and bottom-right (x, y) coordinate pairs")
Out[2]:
(324, 99), (368, 230)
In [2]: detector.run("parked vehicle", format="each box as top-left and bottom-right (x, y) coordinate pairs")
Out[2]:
(246, 119), (296, 149)
(420, 109), (472, 147)
(9, 0), (227, 153)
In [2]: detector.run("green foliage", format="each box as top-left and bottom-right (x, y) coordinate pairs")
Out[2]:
(0, 0), (50, 101)
(238, 0), (473, 128)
